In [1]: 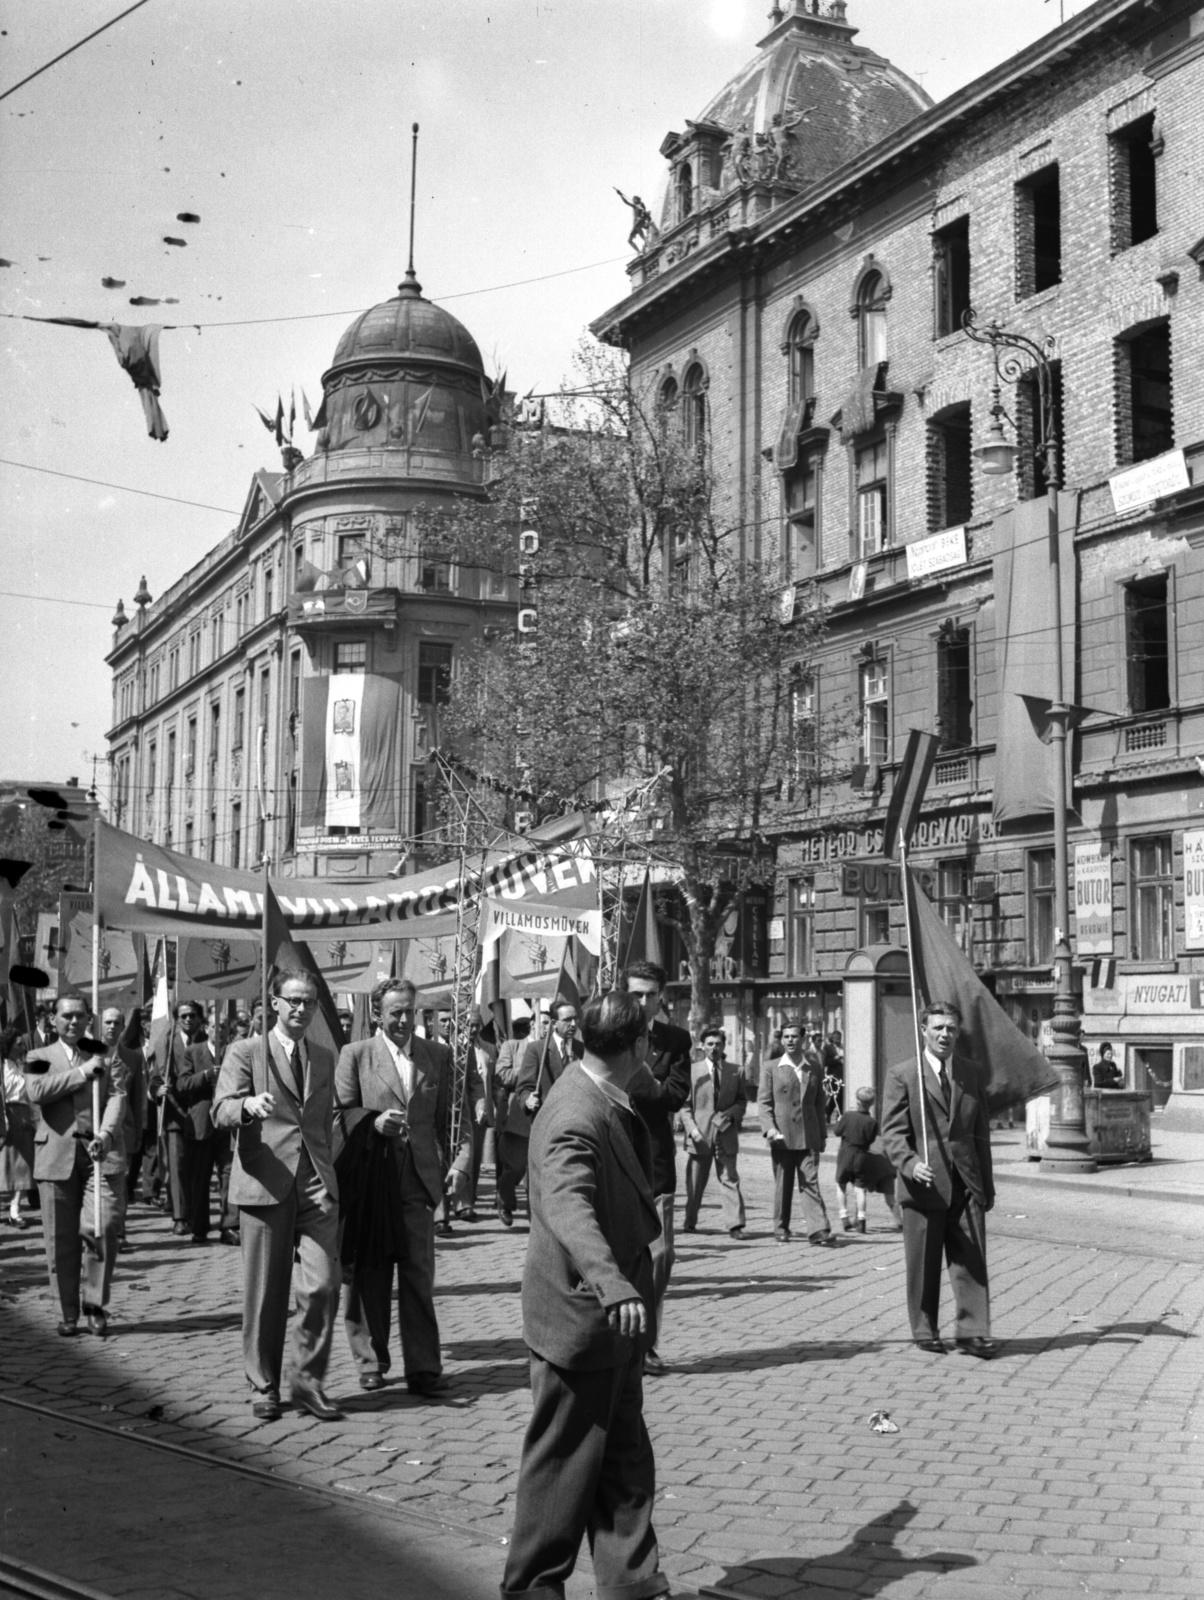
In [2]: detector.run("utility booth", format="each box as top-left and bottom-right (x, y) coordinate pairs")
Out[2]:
(842, 945), (914, 1111)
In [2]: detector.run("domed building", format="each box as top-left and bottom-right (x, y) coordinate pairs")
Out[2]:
(106, 266), (514, 886)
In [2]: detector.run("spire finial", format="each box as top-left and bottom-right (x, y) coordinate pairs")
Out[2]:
(399, 122), (423, 297)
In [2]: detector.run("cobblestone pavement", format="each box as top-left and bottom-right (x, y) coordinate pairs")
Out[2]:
(2, 1136), (1202, 1600)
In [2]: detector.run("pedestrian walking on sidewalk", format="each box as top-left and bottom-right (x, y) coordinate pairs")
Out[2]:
(880, 1000), (997, 1359)
(501, 989), (669, 1600)
(757, 1020), (835, 1246)
(213, 971), (343, 1421)
(681, 1024), (747, 1238)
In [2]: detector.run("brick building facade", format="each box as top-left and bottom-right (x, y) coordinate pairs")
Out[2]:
(594, 0), (1204, 1116)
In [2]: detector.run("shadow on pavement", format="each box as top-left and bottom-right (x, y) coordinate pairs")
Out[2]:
(674, 1337), (883, 1373)
(669, 1275), (837, 1301)
(108, 1312), (242, 1336)
(706, 1500), (975, 1598)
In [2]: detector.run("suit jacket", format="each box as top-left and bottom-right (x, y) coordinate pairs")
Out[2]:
(757, 1052), (827, 1151)
(25, 1040), (127, 1181)
(521, 1063), (661, 1371)
(681, 1057), (747, 1156)
(212, 1033), (339, 1207)
(628, 1018), (692, 1197)
(507, 1032), (582, 1139)
(109, 1042), (147, 1156)
(335, 1033), (472, 1210)
(473, 1040), (499, 1128)
(492, 1037), (526, 1128)
(880, 1052), (994, 1213)
(151, 1030), (214, 1140)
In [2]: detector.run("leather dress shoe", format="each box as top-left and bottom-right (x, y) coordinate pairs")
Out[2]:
(406, 1371), (449, 1397)
(85, 1309), (108, 1338)
(252, 1391), (282, 1421)
(774, 1227), (791, 1244)
(171, 1221), (190, 1237)
(291, 1384), (344, 1420)
(915, 1338), (948, 1354)
(643, 1349), (666, 1376)
(219, 1229), (240, 1246)
(729, 1226), (745, 1239)
(498, 1208), (514, 1228)
(809, 1233), (837, 1248)
(57, 1320), (79, 1338)
(359, 1373), (385, 1392)
(190, 1234), (210, 1245)
(436, 1219), (454, 1237)
(955, 1337), (999, 1360)
(456, 1208), (479, 1223)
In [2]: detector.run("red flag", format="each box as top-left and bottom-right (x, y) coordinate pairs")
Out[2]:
(263, 880), (345, 1055)
(618, 869), (662, 972)
(881, 728), (940, 860)
(903, 867), (1059, 1113)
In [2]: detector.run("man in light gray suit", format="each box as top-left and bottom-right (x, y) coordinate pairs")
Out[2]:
(26, 994), (127, 1338)
(757, 1019), (835, 1246)
(501, 989), (669, 1600)
(213, 970), (342, 1422)
(681, 1024), (747, 1237)
(335, 978), (472, 1397)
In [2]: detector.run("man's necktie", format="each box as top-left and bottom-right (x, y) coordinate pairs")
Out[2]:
(286, 1044), (304, 1100)
(938, 1065), (950, 1103)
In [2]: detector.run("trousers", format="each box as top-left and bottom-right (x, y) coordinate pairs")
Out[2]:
(343, 1143), (440, 1379)
(900, 1175), (990, 1341)
(683, 1142), (745, 1232)
(496, 1131), (529, 1215)
(501, 1353), (669, 1600)
(38, 1148), (124, 1322)
(648, 1194), (674, 1348)
(236, 1146), (339, 1395)
(770, 1145), (830, 1237)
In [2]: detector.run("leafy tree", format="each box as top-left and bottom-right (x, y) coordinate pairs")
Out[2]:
(418, 343), (834, 1032)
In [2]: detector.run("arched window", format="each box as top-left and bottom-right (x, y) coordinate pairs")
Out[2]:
(857, 269), (889, 367)
(682, 363), (707, 459)
(677, 162), (694, 222)
(786, 309), (817, 412)
(658, 374), (679, 429)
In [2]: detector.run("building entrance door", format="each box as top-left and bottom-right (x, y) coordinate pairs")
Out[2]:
(1133, 1046), (1173, 1109)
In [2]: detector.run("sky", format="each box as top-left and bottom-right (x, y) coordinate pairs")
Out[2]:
(0, 0), (1095, 799)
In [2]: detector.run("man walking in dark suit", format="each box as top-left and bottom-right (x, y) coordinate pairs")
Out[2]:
(881, 1000), (997, 1358)
(212, 971), (342, 1422)
(25, 995), (127, 1337)
(620, 961), (691, 1376)
(493, 1017), (531, 1225)
(149, 1000), (206, 1237)
(183, 1027), (239, 1246)
(495, 999), (582, 1230)
(335, 978), (473, 1397)
(681, 1024), (747, 1237)
(501, 989), (669, 1600)
(757, 1020), (834, 1246)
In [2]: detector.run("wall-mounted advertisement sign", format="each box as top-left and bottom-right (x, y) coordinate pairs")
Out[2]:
(1185, 830), (1204, 951)
(1073, 845), (1113, 956)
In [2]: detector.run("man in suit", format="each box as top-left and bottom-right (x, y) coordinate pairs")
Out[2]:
(758, 1019), (835, 1246)
(99, 1006), (144, 1252)
(501, 989), (669, 1600)
(149, 1000), (207, 1237)
(335, 978), (473, 1397)
(464, 1017), (497, 1219)
(25, 994), (127, 1337)
(497, 1000), (582, 1230)
(881, 1000), (997, 1358)
(493, 1017), (532, 1225)
(681, 1024), (747, 1238)
(212, 971), (342, 1422)
(183, 1026), (238, 1246)
(620, 960), (691, 1374)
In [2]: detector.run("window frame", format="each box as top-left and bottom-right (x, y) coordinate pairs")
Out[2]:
(1109, 112), (1159, 252)
(786, 875), (816, 978)
(932, 215), (971, 339)
(334, 639), (368, 675)
(854, 434), (890, 559)
(417, 641), (454, 706)
(859, 653), (891, 769)
(1130, 834), (1174, 961)
(1028, 848), (1056, 967)
(1015, 163), (1062, 298)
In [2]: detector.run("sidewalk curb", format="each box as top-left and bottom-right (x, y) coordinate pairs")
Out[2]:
(993, 1163), (1204, 1206)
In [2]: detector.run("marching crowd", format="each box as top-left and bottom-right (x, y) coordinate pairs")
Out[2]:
(1, 957), (998, 1600)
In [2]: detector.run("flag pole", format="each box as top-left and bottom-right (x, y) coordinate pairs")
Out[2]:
(261, 853), (271, 1088)
(91, 816), (103, 1248)
(900, 835), (929, 1169)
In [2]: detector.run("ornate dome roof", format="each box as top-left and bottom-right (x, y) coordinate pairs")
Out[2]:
(316, 271), (491, 468)
(659, 1), (931, 225)
(328, 272), (484, 379)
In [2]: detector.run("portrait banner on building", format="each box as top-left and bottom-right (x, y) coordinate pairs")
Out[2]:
(300, 672), (403, 834)
(93, 818), (596, 942)
(1073, 845), (1113, 957)
(1185, 831), (1204, 951)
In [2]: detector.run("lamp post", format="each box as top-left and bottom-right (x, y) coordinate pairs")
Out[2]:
(962, 309), (1096, 1175)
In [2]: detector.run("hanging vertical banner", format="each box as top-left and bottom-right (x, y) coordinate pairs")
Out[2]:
(1184, 830), (1204, 951)
(301, 672), (403, 834)
(1073, 845), (1113, 956)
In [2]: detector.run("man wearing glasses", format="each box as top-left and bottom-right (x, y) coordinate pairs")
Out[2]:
(881, 1000), (997, 1359)
(214, 971), (342, 1421)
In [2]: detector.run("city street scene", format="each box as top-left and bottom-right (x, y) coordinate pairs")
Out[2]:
(2, 2), (1203, 1598)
